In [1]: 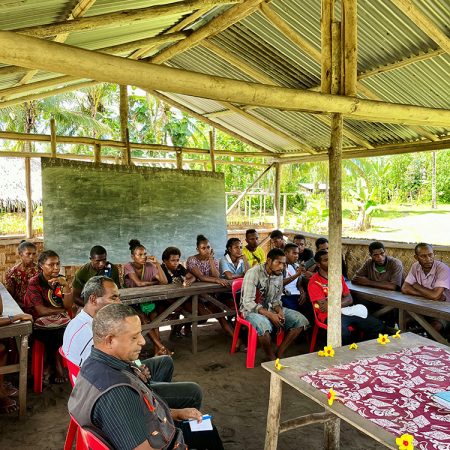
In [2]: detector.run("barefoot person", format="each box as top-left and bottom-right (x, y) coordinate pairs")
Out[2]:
(123, 239), (171, 356)
(240, 248), (309, 360)
(24, 250), (73, 384)
(5, 240), (38, 309)
(0, 295), (32, 413)
(68, 304), (224, 450)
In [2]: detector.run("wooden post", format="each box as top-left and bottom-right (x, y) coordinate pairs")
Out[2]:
(342, 0), (357, 97)
(321, 0), (334, 94)
(282, 193), (287, 225)
(209, 128), (216, 172)
(274, 162), (281, 228)
(327, 20), (343, 349)
(176, 149), (183, 169)
(24, 157), (33, 238)
(324, 416), (340, 449)
(264, 373), (282, 450)
(50, 117), (57, 157)
(119, 84), (131, 165)
(431, 151), (436, 209)
(94, 143), (101, 163)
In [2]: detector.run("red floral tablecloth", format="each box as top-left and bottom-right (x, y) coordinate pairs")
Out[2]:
(301, 345), (450, 449)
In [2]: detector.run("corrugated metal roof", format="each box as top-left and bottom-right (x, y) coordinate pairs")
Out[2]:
(0, 0), (448, 158)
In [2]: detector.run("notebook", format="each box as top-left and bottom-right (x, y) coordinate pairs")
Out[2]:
(432, 391), (450, 409)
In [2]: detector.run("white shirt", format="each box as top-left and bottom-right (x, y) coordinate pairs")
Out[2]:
(62, 309), (93, 366)
(284, 264), (300, 295)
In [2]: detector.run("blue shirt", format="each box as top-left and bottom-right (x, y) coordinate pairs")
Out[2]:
(219, 255), (245, 278)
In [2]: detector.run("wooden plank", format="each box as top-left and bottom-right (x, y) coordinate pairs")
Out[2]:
(279, 412), (335, 433)
(274, 162), (281, 228)
(18, 334), (28, 419)
(192, 294), (198, 354)
(262, 334), (447, 450)
(264, 373), (283, 450)
(408, 311), (448, 345)
(324, 416), (340, 449)
(24, 157), (33, 239)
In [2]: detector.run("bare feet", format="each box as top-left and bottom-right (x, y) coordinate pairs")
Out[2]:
(154, 346), (174, 357)
(0, 397), (18, 414)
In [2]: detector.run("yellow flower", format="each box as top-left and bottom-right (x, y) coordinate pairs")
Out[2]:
(395, 433), (414, 450)
(324, 345), (335, 357)
(318, 350), (325, 357)
(349, 343), (358, 350)
(392, 330), (401, 339)
(327, 388), (337, 406)
(377, 333), (390, 345)
(274, 358), (290, 370)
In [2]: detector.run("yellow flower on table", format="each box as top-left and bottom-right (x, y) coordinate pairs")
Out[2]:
(377, 333), (390, 345)
(327, 388), (337, 406)
(396, 433), (414, 450)
(274, 358), (289, 371)
(392, 330), (401, 339)
(324, 345), (335, 357)
(349, 343), (358, 350)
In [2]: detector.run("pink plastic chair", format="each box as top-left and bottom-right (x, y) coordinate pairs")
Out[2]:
(31, 339), (45, 393)
(70, 416), (111, 450)
(59, 347), (81, 450)
(230, 278), (284, 368)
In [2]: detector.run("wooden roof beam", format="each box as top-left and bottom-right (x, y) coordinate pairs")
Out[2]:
(151, 0), (265, 64)
(13, 1), (239, 38)
(389, 0), (450, 54)
(1, 32), (450, 127)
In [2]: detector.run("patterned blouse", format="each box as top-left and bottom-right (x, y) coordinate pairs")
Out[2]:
(186, 255), (219, 277)
(5, 262), (38, 308)
(23, 273), (64, 319)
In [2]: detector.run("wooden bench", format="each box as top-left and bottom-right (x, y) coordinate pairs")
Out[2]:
(348, 281), (450, 345)
(0, 282), (32, 419)
(119, 282), (233, 353)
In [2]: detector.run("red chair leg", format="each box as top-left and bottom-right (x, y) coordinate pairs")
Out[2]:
(64, 417), (78, 450)
(275, 329), (284, 347)
(32, 340), (45, 394)
(230, 321), (241, 354)
(246, 327), (258, 369)
(309, 325), (319, 353)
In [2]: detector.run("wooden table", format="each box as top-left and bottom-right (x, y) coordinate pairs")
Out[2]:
(0, 283), (32, 419)
(262, 333), (448, 450)
(119, 282), (233, 353)
(348, 281), (450, 345)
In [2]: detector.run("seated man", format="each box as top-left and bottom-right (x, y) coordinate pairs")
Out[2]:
(308, 250), (384, 345)
(352, 241), (403, 291)
(72, 245), (121, 306)
(240, 248), (309, 360)
(270, 229), (286, 250)
(242, 228), (266, 267)
(402, 243), (450, 332)
(293, 234), (314, 264)
(68, 303), (223, 450)
(315, 237), (349, 280)
(282, 244), (314, 325)
(63, 276), (202, 410)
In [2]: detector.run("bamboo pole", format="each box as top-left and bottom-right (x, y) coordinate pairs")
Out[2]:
(327, 20), (343, 349)
(15, 1), (237, 38)
(50, 118), (57, 157)
(176, 149), (183, 169)
(24, 157), (33, 238)
(209, 128), (216, 172)
(119, 84), (131, 165)
(274, 162), (281, 228)
(431, 151), (436, 209)
(226, 164), (274, 215)
(1, 32), (448, 126)
(342, 0), (358, 97)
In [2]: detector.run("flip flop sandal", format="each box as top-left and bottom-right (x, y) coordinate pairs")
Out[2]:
(0, 397), (18, 414)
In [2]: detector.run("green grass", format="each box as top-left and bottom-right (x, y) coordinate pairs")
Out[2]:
(0, 212), (43, 236)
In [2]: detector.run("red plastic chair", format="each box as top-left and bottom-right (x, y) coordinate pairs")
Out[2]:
(31, 339), (45, 393)
(70, 416), (112, 450)
(59, 347), (81, 450)
(230, 278), (284, 368)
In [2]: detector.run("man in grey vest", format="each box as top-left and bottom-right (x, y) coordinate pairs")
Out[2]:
(69, 303), (223, 450)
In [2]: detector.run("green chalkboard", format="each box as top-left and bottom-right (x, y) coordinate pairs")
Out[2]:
(42, 159), (227, 265)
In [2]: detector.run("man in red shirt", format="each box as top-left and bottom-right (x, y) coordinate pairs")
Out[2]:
(308, 250), (383, 345)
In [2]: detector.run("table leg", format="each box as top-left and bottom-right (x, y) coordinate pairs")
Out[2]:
(264, 373), (282, 450)
(324, 416), (340, 449)
(18, 334), (29, 419)
(398, 309), (406, 330)
(192, 295), (198, 354)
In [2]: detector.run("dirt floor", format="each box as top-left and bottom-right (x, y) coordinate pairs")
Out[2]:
(0, 322), (386, 450)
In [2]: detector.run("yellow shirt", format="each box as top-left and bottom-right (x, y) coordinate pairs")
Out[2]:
(242, 246), (266, 267)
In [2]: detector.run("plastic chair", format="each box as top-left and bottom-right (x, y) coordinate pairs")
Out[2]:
(59, 347), (81, 450)
(230, 278), (284, 369)
(31, 339), (45, 393)
(70, 416), (112, 450)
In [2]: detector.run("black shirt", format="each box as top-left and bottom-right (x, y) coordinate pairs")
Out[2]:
(161, 263), (187, 284)
(298, 248), (314, 264)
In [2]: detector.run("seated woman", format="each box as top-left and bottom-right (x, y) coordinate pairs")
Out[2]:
(186, 235), (235, 340)
(0, 294), (32, 413)
(23, 250), (73, 384)
(219, 238), (250, 280)
(123, 239), (172, 356)
(162, 246), (213, 338)
(5, 240), (38, 309)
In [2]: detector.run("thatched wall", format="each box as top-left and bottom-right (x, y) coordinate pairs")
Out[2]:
(1, 232), (448, 287)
